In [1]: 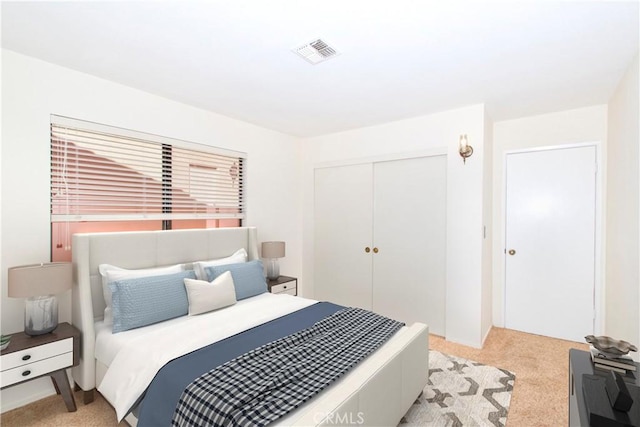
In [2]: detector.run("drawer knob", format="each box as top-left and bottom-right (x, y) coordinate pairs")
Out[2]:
(22, 370), (31, 377)
(22, 355), (31, 361)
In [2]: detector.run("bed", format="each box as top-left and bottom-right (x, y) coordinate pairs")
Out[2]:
(70, 227), (429, 426)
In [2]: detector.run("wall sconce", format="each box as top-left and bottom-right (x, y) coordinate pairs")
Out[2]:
(459, 134), (473, 164)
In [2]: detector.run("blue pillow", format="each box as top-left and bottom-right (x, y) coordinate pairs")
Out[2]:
(109, 270), (196, 333)
(205, 260), (267, 300)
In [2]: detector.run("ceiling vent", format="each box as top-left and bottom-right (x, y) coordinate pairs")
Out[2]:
(293, 38), (339, 65)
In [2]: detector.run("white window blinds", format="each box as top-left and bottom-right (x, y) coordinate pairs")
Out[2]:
(51, 116), (245, 222)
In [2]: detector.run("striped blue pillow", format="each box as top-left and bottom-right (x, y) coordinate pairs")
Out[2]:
(109, 270), (196, 333)
(205, 260), (267, 300)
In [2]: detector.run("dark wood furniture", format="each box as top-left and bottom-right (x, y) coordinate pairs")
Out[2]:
(569, 348), (640, 426)
(1, 322), (80, 411)
(267, 276), (297, 296)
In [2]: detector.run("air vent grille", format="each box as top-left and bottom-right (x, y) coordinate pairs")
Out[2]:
(294, 38), (339, 64)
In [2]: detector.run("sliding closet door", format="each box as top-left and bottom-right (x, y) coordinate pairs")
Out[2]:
(372, 156), (447, 335)
(314, 164), (373, 309)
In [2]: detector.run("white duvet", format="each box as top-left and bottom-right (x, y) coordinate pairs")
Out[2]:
(97, 293), (316, 421)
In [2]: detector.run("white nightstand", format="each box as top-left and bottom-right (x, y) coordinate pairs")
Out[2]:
(1, 322), (80, 411)
(267, 276), (297, 296)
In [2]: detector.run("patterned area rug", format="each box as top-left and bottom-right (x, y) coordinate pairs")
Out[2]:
(401, 351), (516, 427)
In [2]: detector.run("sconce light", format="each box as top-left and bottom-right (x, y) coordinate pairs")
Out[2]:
(459, 134), (473, 164)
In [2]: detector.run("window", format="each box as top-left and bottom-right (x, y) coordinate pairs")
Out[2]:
(50, 115), (245, 261)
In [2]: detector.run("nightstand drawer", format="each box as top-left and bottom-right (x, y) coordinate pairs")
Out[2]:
(271, 282), (296, 294)
(1, 352), (73, 387)
(278, 287), (297, 296)
(1, 338), (73, 371)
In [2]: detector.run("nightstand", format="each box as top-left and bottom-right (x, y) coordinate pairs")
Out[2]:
(267, 276), (297, 296)
(1, 322), (80, 412)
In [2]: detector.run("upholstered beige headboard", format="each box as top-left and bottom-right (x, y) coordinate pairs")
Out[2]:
(70, 227), (259, 393)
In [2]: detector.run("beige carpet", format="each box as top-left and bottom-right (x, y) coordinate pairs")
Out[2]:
(430, 328), (589, 426)
(1, 327), (587, 426)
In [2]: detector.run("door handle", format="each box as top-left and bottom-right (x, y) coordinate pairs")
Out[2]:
(508, 249), (516, 256)
(373, 247), (379, 254)
(365, 247), (371, 253)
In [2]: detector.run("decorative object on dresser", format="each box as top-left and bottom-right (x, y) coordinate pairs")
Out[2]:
(261, 241), (285, 279)
(586, 335), (638, 376)
(267, 275), (297, 296)
(606, 371), (634, 412)
(8, 263), (72, 335)
(590, 346), (637, 375)
(585, 335), (638, 358)
(0, 322), (80, 411)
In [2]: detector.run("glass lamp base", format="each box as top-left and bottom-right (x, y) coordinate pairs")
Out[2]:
(266, 258), (280, 280)
(25, 295), (58, 336)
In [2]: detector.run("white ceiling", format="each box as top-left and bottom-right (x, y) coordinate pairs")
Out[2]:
(2, 1), (638, 137)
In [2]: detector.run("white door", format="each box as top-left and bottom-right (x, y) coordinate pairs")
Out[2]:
(372, 156), (447, 334)
(314, 164), (373, 309)
(505, 146), (596, 342)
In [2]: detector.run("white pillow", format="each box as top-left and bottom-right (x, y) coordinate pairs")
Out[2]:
(193, 248), (248, 280)
(98, 263), (184, 324)
(184, 271), (237, 315)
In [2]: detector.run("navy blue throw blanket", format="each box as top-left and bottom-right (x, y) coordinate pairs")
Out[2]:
(137, 302), (344, 426)
(171, 307), (404, 427)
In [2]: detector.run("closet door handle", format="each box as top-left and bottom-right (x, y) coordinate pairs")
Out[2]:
(365, 247), (371, 253)
(373, 247), (379, 254)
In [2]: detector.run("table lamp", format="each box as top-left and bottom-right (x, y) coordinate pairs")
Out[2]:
(8, 262), (72, 335)
(261, 241), (285, 280)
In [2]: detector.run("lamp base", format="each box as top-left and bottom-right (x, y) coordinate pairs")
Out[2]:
(25, 295), (58, 336)
(266, 258), (280, 280)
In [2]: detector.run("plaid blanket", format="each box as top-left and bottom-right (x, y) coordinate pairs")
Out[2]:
(171, 307), (404, 427)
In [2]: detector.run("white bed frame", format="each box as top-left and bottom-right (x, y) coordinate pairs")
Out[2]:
(71, 227), (429, 426)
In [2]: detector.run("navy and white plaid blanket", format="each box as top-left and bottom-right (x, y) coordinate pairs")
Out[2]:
(171, 307), (404, 427)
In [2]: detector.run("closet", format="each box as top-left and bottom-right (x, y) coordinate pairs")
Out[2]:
(314, 155), (446, 335)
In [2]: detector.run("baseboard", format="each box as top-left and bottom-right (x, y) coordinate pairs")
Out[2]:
(0, 370), (73, 413)
(481, 325), (492, 347)
(1, 385), (56, 413)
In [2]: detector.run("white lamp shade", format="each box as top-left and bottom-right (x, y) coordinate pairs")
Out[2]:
(8, 263), (72, 297)
(261, 241), (285, 259)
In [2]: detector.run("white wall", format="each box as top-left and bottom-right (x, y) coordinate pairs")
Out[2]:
(1, 49), (302, 411)
(301, 104), (492, 348)
(606, 52), (639, 359)
(492, 105), (608, 332)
